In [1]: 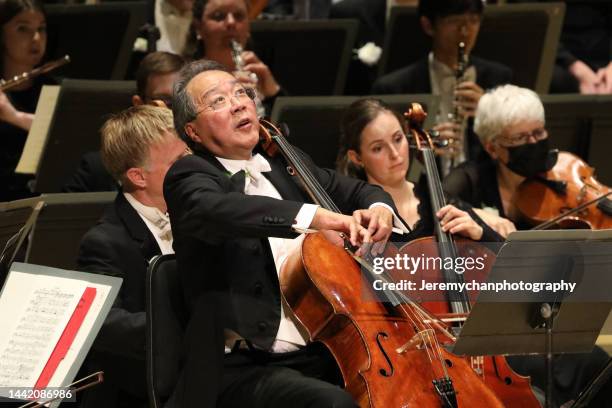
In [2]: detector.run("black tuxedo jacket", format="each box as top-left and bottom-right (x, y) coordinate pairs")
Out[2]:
(164, 146), (394, 350)
(79, 192), (161, 356)
(372, 55), (513, 95)
(77, 192), (161, 403)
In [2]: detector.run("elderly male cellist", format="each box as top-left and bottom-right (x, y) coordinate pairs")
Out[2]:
(163, 59), (402, 407)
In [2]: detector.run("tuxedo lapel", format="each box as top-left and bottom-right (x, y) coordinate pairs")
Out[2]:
(263, 154), (306, 202)
(115, 193), (161, 261)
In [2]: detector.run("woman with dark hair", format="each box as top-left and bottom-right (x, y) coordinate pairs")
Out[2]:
(0, 0), (50, 201)
(336, 97), (503, 242)
(184, 0), (282, 107)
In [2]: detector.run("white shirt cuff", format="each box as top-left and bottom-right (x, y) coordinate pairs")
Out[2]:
(292, 203), (319, 232)
(369, 202), (409, 234)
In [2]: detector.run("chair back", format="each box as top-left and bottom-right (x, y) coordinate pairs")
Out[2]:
(146, 254), (186, 407)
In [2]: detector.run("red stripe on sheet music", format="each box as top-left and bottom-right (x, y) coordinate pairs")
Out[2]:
(34, 286), (97, 390)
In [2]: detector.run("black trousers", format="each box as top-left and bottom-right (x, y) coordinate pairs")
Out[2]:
(217, 342), (356, 408)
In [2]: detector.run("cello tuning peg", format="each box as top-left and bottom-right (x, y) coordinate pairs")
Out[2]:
(278, 122), (290, 138)
(427, 129), (450, 149)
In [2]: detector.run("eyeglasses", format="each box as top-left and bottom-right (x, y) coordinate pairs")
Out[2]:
(498, 127), (547, 147)
(196, 86), (256, 115)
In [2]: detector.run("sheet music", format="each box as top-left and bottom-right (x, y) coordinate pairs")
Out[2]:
(0, 271), (85, 389)
(15, 85), (60, 175)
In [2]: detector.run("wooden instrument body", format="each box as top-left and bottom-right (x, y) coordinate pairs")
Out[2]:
(516, 151), (612, 230)
(392, 237), (540, 407)
(281, 232), (504, 408)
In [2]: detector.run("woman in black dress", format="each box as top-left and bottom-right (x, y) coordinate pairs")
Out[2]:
(0, 0), (50, 201)
(336, 97), (502, 243)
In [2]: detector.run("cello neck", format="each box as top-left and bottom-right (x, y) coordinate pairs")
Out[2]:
(259, 119), (339, 212)
(405, 104), (471, 314)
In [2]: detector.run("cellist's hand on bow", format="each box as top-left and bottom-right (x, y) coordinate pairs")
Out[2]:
(311, 208), (372, 249)
(437, 205), (483, 240)
(352, 207), (393, 246)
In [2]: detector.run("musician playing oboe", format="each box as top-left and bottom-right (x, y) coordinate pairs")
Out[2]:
(371, 0), (513, 176)
(0, 0), (54, 201)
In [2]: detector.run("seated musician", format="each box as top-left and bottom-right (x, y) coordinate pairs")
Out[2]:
(77, 106), (188, 407)
(62, 51), (186, 193)
(371, 0), (513, 175)
(163, 59), (403, 407)
(0, 0), (53, 201)
(443, 84), (560, 230)
(443, 83), (612, 407)
(336, 97), (504, 243)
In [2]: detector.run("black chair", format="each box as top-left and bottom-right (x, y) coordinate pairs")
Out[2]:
(45, 2), (147, 80)
(250, 19), (358, 95)
(146, 254), (186, 408)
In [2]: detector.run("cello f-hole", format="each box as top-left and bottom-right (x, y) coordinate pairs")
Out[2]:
(376, 332), (394, 377)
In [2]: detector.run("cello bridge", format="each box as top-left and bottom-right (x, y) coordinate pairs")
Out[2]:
(396, 329), (435, 354)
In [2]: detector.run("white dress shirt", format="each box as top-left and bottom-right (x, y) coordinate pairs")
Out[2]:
(428, 52), (477, 175)
(124, 192), (174, 255)
(217, 154), (408, 353)
(154, 0), (191, 54)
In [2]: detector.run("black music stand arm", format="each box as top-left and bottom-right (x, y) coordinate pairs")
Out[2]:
(570, 358), (612, 408)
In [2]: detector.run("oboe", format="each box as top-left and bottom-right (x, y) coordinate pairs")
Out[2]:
(230, 40), (265, 117)
(0, 55), (70, 92)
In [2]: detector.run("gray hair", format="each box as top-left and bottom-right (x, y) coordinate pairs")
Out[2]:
(474, 84), (545, 144)
(172, 59), (230, 145)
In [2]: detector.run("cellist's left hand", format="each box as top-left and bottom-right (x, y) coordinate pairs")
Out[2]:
(437, 205), (483, 240)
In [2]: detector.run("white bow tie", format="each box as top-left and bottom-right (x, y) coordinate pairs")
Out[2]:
(147, 210), (172, 241)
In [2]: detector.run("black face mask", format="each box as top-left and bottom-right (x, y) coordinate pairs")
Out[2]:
(505, 138), (558, 178)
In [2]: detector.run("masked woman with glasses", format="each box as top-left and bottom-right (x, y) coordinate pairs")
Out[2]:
(442, 84), (559, 232)
(444, 84), (612, 407)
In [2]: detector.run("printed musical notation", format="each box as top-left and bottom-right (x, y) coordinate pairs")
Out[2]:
(0, 275), (86, 388)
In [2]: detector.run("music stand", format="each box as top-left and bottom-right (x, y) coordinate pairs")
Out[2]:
(379, 3), (565, 93)
(250, 19), (358, 95)
(0, 197), (43, 286)
(0, 262), (122, 407)
(45, 2), (147, 80)
(33, 80), (135, 193)
(0, 197), (41, 260)
(450, 229), (612, 407)
(270, 94), (439, 169)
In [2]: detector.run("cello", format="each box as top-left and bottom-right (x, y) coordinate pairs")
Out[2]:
(395, 104), (541, 407)
(258, 119), (504, 407)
